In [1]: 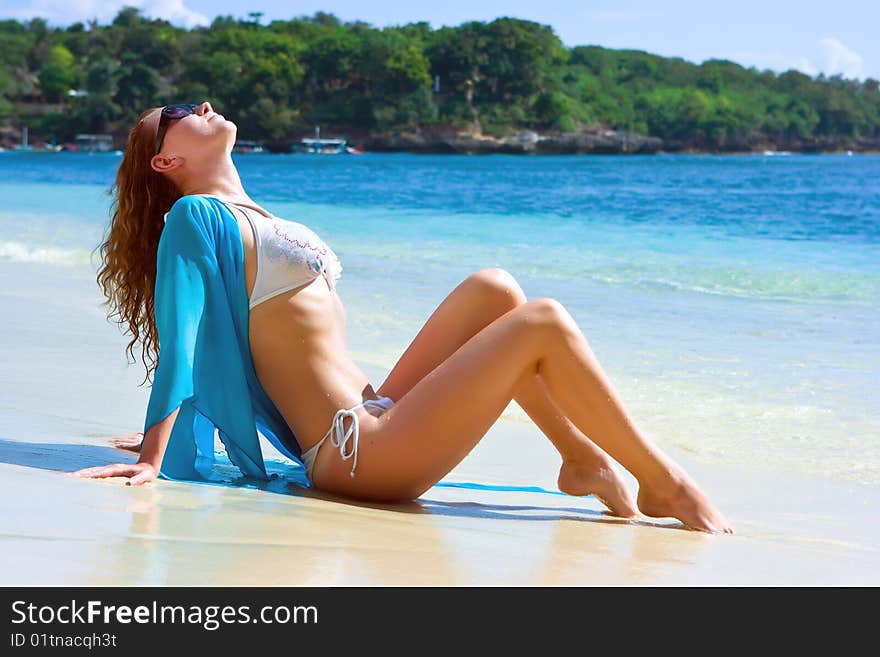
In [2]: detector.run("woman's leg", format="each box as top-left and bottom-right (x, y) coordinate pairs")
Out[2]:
(316, 297), (733, 534)
(375, 269), (637, 516)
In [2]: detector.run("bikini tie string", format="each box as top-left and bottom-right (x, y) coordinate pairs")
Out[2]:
(325, 404), (365, 478)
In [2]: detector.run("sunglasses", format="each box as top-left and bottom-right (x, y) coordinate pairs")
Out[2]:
(154, 103), (200, 155)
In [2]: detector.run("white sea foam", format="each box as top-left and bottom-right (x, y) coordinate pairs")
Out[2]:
(0, 240), (95, 266)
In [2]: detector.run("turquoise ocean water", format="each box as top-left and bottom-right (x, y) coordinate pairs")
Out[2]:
(1, 152), (877, 488)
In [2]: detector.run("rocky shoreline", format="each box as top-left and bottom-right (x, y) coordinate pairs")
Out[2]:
(361, 129), (662, 155)
(4, 124), (879, 154)
(358, 128), (880, 155)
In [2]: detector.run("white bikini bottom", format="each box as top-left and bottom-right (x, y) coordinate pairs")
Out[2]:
(300, 394), (395, 482)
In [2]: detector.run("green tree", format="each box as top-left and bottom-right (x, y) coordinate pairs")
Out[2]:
(115, 55), (160, 119)
(0, 64), (13, 118)
(1, 12), (878, 149)
(85, 57), (121, 95)
(38, 44), (75, 102)
(0, 19), (32, 69)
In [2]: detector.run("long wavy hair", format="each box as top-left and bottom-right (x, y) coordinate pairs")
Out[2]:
(94, 108), (182, 387)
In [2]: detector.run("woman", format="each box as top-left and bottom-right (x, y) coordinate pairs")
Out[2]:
(74, 101), (733, 534)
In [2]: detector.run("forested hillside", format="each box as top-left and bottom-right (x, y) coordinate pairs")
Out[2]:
(2, 8), (878, 152)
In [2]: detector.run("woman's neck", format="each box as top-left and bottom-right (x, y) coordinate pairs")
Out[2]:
(177, 154), (253, 205)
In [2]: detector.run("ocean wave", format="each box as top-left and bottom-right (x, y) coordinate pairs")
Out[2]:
(524, 262), (880, 304)
(0, 240), (94, 266)
(339, 236), (880, 304)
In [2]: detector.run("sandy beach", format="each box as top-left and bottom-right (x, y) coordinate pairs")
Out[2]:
(2, 259), (878, 586)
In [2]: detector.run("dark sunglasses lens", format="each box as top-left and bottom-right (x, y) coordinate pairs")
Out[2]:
(163, 105), (195, 119)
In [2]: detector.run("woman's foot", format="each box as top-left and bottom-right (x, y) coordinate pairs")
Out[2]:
(558, 458), (640, 518)
(637, 468), (734, 534)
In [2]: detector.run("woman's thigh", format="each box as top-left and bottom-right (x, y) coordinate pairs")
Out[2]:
(376, 268), (527, 402)
(311, 298), (568, 503)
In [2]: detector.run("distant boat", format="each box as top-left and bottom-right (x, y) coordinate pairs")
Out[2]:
(233, 140), (265, 154)
(71, 134), (114, 152)
(293, 137), (364, 154)
(763, 150), (792, 156)
(292, 126), (363, 154)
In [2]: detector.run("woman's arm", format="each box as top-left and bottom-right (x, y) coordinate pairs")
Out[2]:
(138, 406), (179, 471)
(77, 198), (214, 484)
(71, 408), (178, 485)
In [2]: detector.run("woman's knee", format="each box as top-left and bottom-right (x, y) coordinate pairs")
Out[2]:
(518, 297), (579, 337)
(466, 267), (528, 309)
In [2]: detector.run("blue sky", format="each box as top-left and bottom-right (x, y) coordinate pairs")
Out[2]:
(3, 0), (877, 80)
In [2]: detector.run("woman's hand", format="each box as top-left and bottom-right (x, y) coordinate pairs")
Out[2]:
(108, 431), (145, 453)
(71, 462), (157, 486)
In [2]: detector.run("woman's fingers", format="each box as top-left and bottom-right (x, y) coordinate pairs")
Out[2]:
(71, 462), (156, 486)
(71, 463), (136, 479)
(109, 432), (144, 452)
(127, 468), (155, 487)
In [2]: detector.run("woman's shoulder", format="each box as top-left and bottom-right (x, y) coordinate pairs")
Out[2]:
(168, 193), (221, 212)
(164, 194), (228, 224)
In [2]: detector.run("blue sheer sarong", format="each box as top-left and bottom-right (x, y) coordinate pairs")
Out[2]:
(142, 195), (306, 486)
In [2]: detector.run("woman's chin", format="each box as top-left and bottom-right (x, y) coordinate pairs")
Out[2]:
(223, 124), (238, 149)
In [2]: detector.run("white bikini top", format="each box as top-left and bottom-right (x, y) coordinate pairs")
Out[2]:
(164, 195), (343, 309)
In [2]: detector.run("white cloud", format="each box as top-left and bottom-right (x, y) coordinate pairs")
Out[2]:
(7, 0), (210, 28)
(725, 37), (866, 80)
(145, 0), (210, 28)
(818, 37), (864, 79)
(723, 50), (821, 79)
(795, 56), (818, 77)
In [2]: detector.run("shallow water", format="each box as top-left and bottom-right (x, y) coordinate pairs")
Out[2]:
(1, 151), (878, 488)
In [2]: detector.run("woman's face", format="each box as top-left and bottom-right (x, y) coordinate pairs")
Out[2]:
(148, 101), (236, 175)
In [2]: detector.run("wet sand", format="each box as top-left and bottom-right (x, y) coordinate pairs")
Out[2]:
(1, 261), (878, 585)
